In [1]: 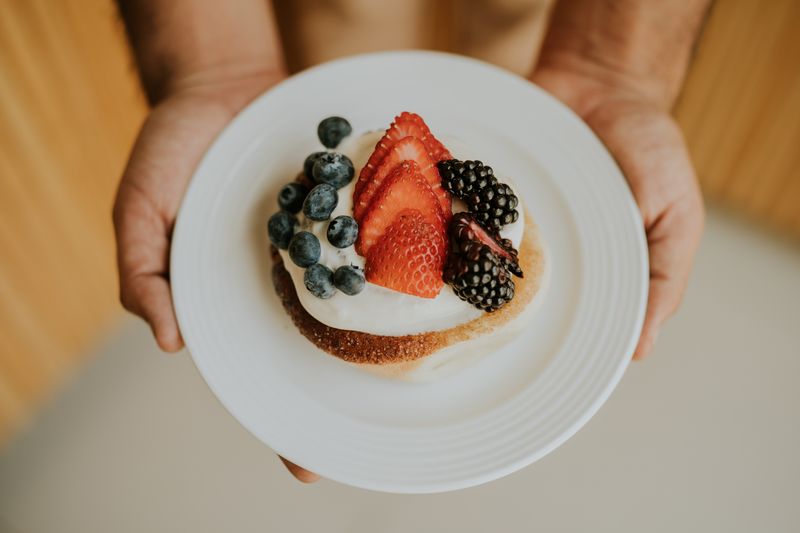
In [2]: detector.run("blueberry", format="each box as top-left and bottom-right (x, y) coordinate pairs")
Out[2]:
(326, 215), (358, 248)
(312, 152), (354, 189)
(317, 116), (352, 148)
(267, 211), (297, 249)
(333, 265), (365, 296)
(277, 182), (309, 214)
(303, 151), (326, 180)
(304, 263), (336, 299)
(302, 183), (338, 221)
(288, 231), (320, 267)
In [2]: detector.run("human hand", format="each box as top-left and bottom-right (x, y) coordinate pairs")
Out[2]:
(112, 70), (319, 482)
(532, 67), (704, 360)
(113, 73), (278, 351)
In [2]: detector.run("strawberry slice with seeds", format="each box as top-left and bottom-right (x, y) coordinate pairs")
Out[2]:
(353, 136), (451, 222)
(354, 112), (452, 201)
(392, 112), (452, 162)
(356, 161), (446, 257)
(365, 209), (446, 298)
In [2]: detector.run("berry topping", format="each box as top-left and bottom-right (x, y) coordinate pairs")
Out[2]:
(437, 159), (519, 230)
(450, 212), (522, 277)
(267, 211), (297, 250)
(277, 182), (309, 214)
(304, 263), (336, 299)
(443, 212), (522, 312)
(333, 265), (365, 296)
(326, 215), (358, 249)
(302, 183), (338, 221)
(288, 231), (321, 267)
(356, 161), (446, 257)
(359, 113), (452, 190)
(312, 152), (354, 189)
(353, 136), (450, 223)
(303, 151), (326, 180)
(443, 242), (515, 312)
(365, 210), (446, 299)
(317, 116), (352, 148)
(355, 113), (452, 202)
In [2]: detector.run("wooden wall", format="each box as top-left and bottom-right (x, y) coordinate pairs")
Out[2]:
(0, 0), (798, 445)
(0, 0), (146, 443)
(675, 0), (800, 237)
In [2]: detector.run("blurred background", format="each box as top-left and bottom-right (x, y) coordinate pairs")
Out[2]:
(0, 0), (798, 531)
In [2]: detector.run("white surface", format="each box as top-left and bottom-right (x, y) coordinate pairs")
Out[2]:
(170, 51), (647, 491)
(1, 210), (798, 532)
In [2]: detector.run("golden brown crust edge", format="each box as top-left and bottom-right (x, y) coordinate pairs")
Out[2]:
(271, 212), (545, 366)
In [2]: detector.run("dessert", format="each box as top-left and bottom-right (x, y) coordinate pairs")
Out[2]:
(267, 113), (546, 380)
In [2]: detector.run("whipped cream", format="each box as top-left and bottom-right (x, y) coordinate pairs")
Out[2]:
(278, 131), (525, 336)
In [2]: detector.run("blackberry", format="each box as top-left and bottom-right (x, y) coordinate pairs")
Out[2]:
(438, 159), (495, 196)
(443, 212), (522, 312)
(450, 212), (522, 277)
(437, 159), (519, 231)
(444, 242), (515, 312)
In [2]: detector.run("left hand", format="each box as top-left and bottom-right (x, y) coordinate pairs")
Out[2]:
(112, 68), (320, 483)
(532, 67), (705, 359)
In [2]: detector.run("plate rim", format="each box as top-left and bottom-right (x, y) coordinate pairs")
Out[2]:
(171, 50), (648, 493)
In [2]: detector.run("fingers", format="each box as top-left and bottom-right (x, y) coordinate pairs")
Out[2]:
(113, 96), (235, 352)
(279, 456), (320, 483)
(116, 241), (184, 353)
(122, 272), (184, 352)
(529, 75), (706, 360)
(634, 277), (679, 360)
(578, 103), (704, 360)
(633, 195), (704, 360)
(114, 173), (185, 352)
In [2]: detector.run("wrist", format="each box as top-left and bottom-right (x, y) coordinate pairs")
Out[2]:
(533, 52), (676, 114)
(120, 0), (288, 110)
(532, 0), (711, 113)
(161, 63), (287, 112)
(531, 57), (679, 129)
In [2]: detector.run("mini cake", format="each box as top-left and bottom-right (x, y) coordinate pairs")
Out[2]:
(267, 113), (546, 380)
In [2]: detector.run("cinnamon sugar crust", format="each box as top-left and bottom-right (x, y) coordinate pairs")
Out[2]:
(271, 213), (545, 365)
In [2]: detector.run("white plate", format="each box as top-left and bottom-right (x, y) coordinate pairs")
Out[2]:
(171, 51), (648, 493)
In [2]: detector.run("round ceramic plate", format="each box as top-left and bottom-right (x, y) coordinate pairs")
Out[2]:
(171, 51), (648, 493)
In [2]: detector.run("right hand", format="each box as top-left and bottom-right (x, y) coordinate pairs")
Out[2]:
(113, 70), (319, 482)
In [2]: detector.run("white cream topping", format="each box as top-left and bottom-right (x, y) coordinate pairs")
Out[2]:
(278, 131), (525, 336)
(377, 252), (550, 382)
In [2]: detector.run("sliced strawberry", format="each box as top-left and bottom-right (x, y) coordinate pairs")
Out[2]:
(392, 112), (452, 162)
(355, 161), (446, 257)
(353, 136), (451, 222)
(365, 210), (446, 298)
(354, 112), (452, 201)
